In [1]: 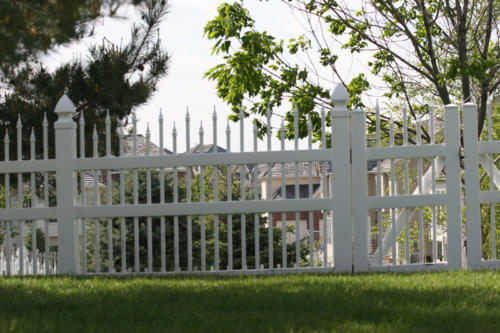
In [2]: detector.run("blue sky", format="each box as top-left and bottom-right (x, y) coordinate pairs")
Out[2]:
(44, 0), (381, 151)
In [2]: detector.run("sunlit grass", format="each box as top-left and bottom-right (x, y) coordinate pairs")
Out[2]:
(1, 270), (499, 332)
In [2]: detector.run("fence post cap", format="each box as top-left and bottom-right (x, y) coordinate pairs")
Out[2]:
(54, 94), (75, 121)
(331, 83), (349, 111)
(444, 103), (458, 110)
(462, 102), (477, 110)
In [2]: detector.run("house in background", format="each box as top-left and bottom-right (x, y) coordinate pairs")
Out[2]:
(189, 143), (226, 154)
(258, 162), (323, 244)
(257, 159), (392, 265)
(188, 144), (259, 194)
(188, 143), (226, 175)
(122, 133), (172, 156)
(107, 134), (177, 184)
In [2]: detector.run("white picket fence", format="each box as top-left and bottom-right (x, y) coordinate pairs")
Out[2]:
(0, 248), (57, 275)
(0, 83), (498, 275)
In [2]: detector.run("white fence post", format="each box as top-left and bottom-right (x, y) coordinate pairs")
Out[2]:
(351, 109), (368, 272)
(462, 103), (482, 268)
(54, 94), (78, 274)
(444, 104), (463, 269)
(331, 84), (352, 272)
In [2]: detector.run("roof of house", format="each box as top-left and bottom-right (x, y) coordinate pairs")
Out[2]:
(258, 159), (384, 178)
(258, 162), (317, 178)
(189, 144), (227, 154)
(122, 134), (170, 156)
(368, 159), (391, 173)
(317, 160), (379, 174)
(188, 144), (259, 171)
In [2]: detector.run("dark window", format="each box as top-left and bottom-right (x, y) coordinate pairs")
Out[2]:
(275, 184), (320, 199)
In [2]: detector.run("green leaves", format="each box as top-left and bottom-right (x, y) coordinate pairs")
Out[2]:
(204, 2), (255, 55)
(319, 48), (338, 67)
(327, 18), (348, 35)
(347, 74), (369, 109)
(446, 56), (498, 82)
(0, 0), (170, 160)
(204, 2), (339, 142)
(0, 0), (147, 70)
(204, 0), (499, 144)
(287, 35), (312, 55)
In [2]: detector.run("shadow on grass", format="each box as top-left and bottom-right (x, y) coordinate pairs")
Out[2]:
(0, 271), (499, 332)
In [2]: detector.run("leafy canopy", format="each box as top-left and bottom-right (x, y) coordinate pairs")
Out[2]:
(204, 0), (499, 143)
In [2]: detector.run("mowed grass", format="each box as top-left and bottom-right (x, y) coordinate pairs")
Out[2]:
(1, 270), (499, 333)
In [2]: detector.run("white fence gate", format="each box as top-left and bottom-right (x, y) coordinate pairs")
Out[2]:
(0, 84), (498, 275)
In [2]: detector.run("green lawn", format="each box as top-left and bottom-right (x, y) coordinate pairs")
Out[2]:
(1, 270), (499, 332)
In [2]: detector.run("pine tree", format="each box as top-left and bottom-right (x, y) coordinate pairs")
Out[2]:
(0, 0), (169, 160)
(0, 0), (145, 70)
(85, 167), (308, 273)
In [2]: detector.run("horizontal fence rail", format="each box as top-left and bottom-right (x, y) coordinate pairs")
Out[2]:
(75, 199), (334, 218)
(74, 150), (332, 170)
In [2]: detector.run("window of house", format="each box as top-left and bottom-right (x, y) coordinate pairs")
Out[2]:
(275, 184), (320, 199)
